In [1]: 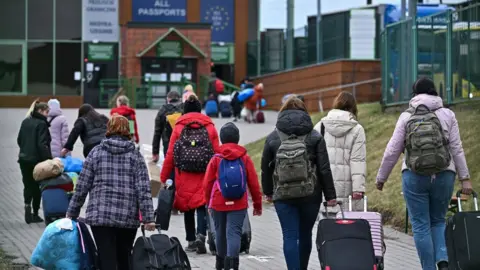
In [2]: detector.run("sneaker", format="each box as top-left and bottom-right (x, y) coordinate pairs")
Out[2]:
(171, 209), (179, 215)
(31, 214), (44, 223)
(185, 241), (197, 252)
(24, 205), (32, 224)
(195, 234), (207, 254)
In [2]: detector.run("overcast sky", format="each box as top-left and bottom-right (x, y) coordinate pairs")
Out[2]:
(260, 0), (468, 30)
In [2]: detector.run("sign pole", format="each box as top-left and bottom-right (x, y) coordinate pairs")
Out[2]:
(316, 0), (323, 63)
(286, 0), (294, 69)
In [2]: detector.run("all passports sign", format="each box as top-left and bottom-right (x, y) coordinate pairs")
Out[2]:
(82, 0), (119, 42)
(132, 0), (187, 22)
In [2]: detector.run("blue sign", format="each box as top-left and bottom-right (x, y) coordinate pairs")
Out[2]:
(384, 4), (454, 27)
(200, 0), (235, 43)
(132, 0), (187, 22)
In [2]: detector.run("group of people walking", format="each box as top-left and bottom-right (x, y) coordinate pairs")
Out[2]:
(16, 76), (472, 270)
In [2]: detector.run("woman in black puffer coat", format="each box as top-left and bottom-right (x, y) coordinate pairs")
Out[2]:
(261, 96), (337, 270)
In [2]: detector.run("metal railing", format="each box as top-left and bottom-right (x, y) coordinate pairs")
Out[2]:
(381, 3), (480, 107)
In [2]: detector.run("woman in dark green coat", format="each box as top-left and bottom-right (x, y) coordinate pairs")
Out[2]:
(17, 100), (52, 224)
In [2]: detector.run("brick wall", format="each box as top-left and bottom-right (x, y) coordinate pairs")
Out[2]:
(121, 27), (212, 95)
(253, 60), (381, 112)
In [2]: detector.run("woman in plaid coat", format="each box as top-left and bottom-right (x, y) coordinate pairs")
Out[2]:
(67, 114), (156, 270)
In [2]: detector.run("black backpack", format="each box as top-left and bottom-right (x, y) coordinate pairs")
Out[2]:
(173, 121), (215, 173)
(132, 228), (191, 270)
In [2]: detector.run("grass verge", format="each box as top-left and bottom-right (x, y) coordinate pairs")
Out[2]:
(245, 102), (480, 229)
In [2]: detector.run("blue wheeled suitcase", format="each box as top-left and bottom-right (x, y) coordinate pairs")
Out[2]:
(205, 100), (218, 117)
(42, 189), (71, 226)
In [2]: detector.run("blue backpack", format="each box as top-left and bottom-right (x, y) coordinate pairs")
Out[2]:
(217, 156), (247, 200)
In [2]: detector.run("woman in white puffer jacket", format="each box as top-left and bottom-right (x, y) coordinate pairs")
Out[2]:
(314, 91), (367, 214)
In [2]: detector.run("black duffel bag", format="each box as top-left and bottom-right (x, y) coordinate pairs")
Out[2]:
(132, 226), (191, 270)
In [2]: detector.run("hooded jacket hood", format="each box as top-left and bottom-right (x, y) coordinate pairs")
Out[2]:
(218, 143), (246, 160)
(101, 136), (135, 155)
(49, 107), (62, 117)
(176, 112), (214, 127)
(276, 109), (313, 136)
(321, 109), (358, 137)
(111, 105), (135, 117)
(409, 94), (444, 111)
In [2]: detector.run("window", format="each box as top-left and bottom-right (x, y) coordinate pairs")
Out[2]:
(56, 0), (82, 40)
(0, 0), (26, 39)
(0, 44), (23, 92)
(56, 42), (81, 95)
(28, 42), (53, 95)
(28, 0), (53, 40)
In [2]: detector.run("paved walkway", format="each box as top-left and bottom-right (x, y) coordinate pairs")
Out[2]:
(0, 108), (421, 269)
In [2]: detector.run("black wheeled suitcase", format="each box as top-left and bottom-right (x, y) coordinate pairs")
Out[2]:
(446, 190), (480, 270)
(206, 210), (252, 255)
(317, 202), (377, 270)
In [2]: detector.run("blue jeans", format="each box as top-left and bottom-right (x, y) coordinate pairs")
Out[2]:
(274, 201), (320, 270)
(211, 209), (247, 257)
(184, 206), (207, 242)
(403, 170), (455, 270)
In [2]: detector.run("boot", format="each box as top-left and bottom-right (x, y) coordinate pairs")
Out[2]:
(224, 257), (239, 270)
(24, 205), (32, 224)
(185, 241), (197, 252)
(31, 212), (44, 223)
(437, 261), (448, 270)
(195, 234), (207, 254)
(215, 255), (224, 270)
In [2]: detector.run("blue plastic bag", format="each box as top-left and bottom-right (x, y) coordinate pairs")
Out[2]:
(31, 218), (82, 269)
(60, 156), (84, 173)
(237, 88), (255, 102)
(261, 98), (267, 107)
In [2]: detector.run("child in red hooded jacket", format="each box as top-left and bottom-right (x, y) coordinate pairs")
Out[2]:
(110, 95), (139, 143)
(203, 122), (262, 270)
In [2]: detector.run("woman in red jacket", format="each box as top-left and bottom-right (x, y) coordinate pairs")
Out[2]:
(110, 95), (139, 143)
(160, 94), (220, 254)
(203, 122), (263, 270)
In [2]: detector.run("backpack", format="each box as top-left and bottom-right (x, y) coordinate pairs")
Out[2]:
(216, 155), (247, 200)
(173, 121), (215, 173)
(273, 130), (316, 200)
(215, 79), (225, 94)
(404, 104), (451, 175)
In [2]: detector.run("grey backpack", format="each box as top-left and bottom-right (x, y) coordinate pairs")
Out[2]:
(273, 130), (316, 200)
(404, 104), (451, 176)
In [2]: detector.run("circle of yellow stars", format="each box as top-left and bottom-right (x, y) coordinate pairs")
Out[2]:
(204, 6), (230, 31)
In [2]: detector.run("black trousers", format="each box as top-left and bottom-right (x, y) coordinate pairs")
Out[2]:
(19, 161), (41, 214)
(90, 226), (137, 270)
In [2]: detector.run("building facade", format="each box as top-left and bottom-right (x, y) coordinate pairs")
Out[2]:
(0, 0), (258, 108)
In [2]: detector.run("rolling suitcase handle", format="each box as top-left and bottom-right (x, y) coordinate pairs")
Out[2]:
(323, 201), (345, 219)
(348, 194), (368, 212)
(456, 190), (479, 212)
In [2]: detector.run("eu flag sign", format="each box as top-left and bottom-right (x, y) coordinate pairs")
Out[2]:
(200, 0), (235, 43)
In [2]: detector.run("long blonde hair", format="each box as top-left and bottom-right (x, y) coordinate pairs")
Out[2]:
(25, 99), (49, 118)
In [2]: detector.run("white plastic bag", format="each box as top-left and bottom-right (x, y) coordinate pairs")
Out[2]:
(241, 108), (248, 118)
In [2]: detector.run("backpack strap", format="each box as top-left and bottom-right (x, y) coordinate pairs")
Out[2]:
(320, 123), (325, 137)
(48, 115), (58, 125)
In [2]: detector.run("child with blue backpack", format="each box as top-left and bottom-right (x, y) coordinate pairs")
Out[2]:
(203, 122), (263, 270)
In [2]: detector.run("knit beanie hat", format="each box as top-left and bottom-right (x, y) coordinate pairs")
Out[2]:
(183, 95), (202, 114)
(220, 122), (240, 144)
(413, 77), (438, 96)
(48, 99), (61, 110)
(106, 114), (132, 139)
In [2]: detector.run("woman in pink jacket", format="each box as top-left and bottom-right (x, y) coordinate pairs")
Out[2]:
(47, 99), (70, 157)
(376, 77), (472, 270)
